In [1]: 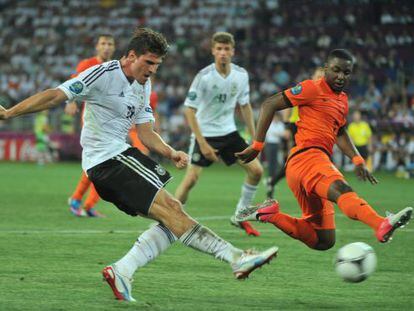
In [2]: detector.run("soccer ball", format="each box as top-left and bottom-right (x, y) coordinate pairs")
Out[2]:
(334, 242), (377, 283)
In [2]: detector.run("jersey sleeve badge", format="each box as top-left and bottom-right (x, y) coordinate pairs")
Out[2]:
(69, 81), (84, 94)
(187, 91), (197, 101)
(290, 84), (303, 95)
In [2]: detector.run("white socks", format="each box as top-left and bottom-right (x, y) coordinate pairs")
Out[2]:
(236, 182), (258, 213)
(114, 223), (243, 279)
(115, 223), (177, 279)
(179, 223), (243, 263)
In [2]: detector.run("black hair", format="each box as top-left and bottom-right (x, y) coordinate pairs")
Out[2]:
(96, 34), (115, 44)
(124, 27), (169, 57)
(327, 49), (354, 64)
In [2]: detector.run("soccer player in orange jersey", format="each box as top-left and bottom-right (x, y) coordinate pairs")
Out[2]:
(236, 49), (412, 249)
(67, 34), (115, 217)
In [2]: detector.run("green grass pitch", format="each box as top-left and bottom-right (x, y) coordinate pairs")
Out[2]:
(0, 162), (413, 310)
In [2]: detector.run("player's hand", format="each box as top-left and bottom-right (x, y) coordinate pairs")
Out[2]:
(64, 102), (78, 116)
(200, 142), (219, 162)
(355, 164), (378, 185)
(171, 150), (189, 169)
(235, 146), (259, 163)
(0, 105), (9, 120)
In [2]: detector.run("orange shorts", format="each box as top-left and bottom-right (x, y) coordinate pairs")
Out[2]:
(286, 147), (345, 230)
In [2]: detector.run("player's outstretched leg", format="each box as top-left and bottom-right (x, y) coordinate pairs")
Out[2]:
(83, 185), (105, 217)
(325, 181), (413, 243)
(102, 189), (279, 302)
(236, 199), (320, 249)
(68, 172), (91, 217)
(233, 159), (263, 236)
(376, 207), (413, 243)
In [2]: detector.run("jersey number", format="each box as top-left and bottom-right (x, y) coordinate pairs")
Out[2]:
(217, 94), (227, 103)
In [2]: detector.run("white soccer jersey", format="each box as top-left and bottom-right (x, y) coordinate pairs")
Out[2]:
(184, 63), (250, 137)
(57, 60), (154, 171)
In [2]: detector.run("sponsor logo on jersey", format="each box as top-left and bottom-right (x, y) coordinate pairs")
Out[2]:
(155, 164), (166, 176)
(119, 91), (125, 97)
(290, 84), (302, 95)
(187, 91), (197, 101)
(69, 81), (84, 94)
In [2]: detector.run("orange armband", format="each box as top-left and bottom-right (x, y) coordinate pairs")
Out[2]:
(352, 155), (365, 166)
(251, 140), (265, 152)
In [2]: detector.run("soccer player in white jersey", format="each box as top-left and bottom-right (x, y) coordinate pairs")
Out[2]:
(175, 32), (263, 236)
(0, 28), (278, 302)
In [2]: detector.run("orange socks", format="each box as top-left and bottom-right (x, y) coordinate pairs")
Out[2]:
(84, 185), (100, 210)
(268, 213), (318, 248)
(337, 192), (384, 230)
(71, 172), (91, 201)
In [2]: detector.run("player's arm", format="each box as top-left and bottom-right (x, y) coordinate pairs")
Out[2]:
(136, 122), (188, 169)
(336, 127), (378, 184)
(0, 89), (68, 120)
(236, 92), (292, 163)
(184, 106), (219, 162)
(239, 103), (256, 139)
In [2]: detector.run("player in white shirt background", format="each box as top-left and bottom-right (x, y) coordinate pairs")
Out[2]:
(0, 28), (278, 302)
(264, 113), (287, 199)
(175, 32), (264, 236)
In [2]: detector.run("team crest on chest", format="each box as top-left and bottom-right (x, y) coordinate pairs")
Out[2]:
(230, 83), (238, 97)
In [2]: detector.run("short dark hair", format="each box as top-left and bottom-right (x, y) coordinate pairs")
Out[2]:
(96, 34), (115, 44)
(211, 32), (235, 47)
(327, 49), (354, 64)
(125, 27), (169, 57)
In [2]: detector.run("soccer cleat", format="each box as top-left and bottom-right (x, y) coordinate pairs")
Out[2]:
(68, 197), (86, 217)
(375, 207), (412, 243)
(85, 207), (106, 218)
(102, 265), (136, 302)
(232, 246), (279, 279)
(235, 199), (280, 222)
(230, 215), (260, 236)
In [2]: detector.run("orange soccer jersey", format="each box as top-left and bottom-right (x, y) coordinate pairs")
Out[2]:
(282, 78), (350, 229)
(71, 57), (102, 78)
(285, 78), (349, 155)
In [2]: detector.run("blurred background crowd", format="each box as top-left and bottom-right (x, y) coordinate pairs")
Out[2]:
(0, 0), (413, 176)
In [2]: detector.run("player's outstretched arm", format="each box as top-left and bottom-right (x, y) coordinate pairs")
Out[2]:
(236, 92), (292, 163)
(336, 127), (378, 184)
(136, 122), (189, 169)
(0, 89), (68, 120)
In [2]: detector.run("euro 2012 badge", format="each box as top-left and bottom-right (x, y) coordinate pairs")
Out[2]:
(290, 84), (302, 95)
(69, 81), (84, 94)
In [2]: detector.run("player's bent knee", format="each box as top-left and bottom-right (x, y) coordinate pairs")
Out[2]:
(249, 164), (263, 180)
(332, 180), (353, 194)
(315, 239), (336, 251)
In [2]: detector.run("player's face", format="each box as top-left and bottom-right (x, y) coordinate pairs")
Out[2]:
(96, 37), (115, 61)
(129, 52), (163, 84)
(212, 43), (234, 65)
(324, 57), (353, 93)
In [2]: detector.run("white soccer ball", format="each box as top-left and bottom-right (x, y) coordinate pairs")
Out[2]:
(334, 242), (377, 283)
